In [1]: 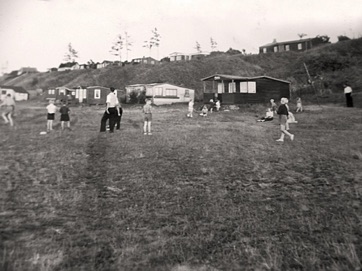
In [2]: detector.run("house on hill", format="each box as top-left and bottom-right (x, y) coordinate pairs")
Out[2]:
(0, 85), (29, 101)
(131, 57), (159, 65)
(58, 62), (79, 71)
(259, 37), (328, 54)
(125, 83), (194, 105)
(17, 67), (38, 75)
(201, 74), (290, 104)
(169, 52), (209, 61)
(97, 61), (113, 69)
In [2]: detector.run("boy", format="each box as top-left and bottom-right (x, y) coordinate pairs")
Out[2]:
(59, 101), (71, 130)
(257, 108), (273, 122)
(276, 97), (294, 142)
(143, 99), (153, 135)
(0, 94), (15, 126)
(46, 100), (57, 132)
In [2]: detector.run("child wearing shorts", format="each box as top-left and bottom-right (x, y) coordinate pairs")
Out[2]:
(59, 101), (71, 130)
(143, 99), (153, 135)
(276, 98), (294, 142)
(46, 100), (57, 132)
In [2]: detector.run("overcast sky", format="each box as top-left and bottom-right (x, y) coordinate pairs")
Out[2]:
(0, 0), (361, 72)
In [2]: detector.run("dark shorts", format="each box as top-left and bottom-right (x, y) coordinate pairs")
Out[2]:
(47, 113), (55, 120)
(144, 113), (152, 121)
(60, 114), (70, 121)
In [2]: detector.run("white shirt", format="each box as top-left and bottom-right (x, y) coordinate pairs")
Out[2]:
(106, 92), (119, 107)
(46, 103), (57, 114)
(344, 86), (352, 94)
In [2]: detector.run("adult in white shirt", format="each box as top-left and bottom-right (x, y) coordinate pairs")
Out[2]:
(343, 83), (353, 107)
(100, 87), (120, 132)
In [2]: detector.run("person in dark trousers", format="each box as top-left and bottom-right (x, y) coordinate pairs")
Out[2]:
(100, 87), (119, 133)
(116, 105), (123, 130)
(343, 83), (353, 107)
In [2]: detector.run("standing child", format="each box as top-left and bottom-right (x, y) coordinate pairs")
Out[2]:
(59, 101), (71, 130)
(215, 100), (221, 111)
(143, 99), (153, 135)
(0, 94), (15, 126)
(187, 99), (194, 118)
(270, 99), (277, 114)
(296, 97), (303, 112)
(46, 100), (57, 132)
(276, 97), (294, 142)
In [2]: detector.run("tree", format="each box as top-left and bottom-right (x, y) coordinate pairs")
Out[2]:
(314, 35), (330, 44)
(194, 41), (202, 53)
(298, 33), (307, 39)
(124, 31), (133, 61)
(210, 37), (218, 51)
(64, 43), (78, 62)
(110, 35), (124, 62)
(150, 28), (161, 59)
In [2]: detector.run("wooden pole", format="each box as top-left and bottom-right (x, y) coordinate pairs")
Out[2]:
(303, 62), (320, 106)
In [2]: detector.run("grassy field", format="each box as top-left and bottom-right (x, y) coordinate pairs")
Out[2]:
(1, 100), (361, 271)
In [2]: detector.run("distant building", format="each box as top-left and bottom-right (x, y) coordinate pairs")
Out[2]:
(0, 85), (29, 101)
(97, 61), (113, 69)
(126, 83), (195, 105)
(131, 57), (159, 65)
(169, 51), (209, 62)
(17, 67), (38, 75)
(259, 37), (328, 54)
(58, 62), (79, 71)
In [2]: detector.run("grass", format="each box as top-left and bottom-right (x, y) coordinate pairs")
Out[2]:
(0, 101), (361, 271)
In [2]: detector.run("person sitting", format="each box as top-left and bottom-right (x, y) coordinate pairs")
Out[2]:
(200, 104), (208, 117)
(257, 108), (274, 122)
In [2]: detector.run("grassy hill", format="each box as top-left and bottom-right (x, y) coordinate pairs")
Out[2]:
(1, 38), (361, 101)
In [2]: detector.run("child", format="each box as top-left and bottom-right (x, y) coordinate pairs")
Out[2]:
(270, 99), (277, 114)
(0, 94), (15, 126)
(287, 111), (298, 124)
(200, 104), (208, 117)
(59, 101), (71, 130)
(257, 108), (274, 122)
(215, 100), (221, 112)
(142, 99), (153, 135)
(276, 97), (294, 142)
(46, 100), (57, 132)
(296, 97), (303, 112)
(187, 99), (194, 118)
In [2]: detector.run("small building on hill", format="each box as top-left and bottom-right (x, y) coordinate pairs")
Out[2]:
(131, 57), (159, 65)
(201, 74), (290, 104)
(58, 62), (79, 71)
(17, 67), (38, 75)
(125, 83), (195, 105)
(259, 37), (328, 54)
(0, 86), (29, 101)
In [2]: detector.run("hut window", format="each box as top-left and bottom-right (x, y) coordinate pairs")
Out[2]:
(273, 46), (278, 52)
(240, 82), (256, 93)
(285, 45), (290, 51)
(94, 89), (101, 99)
(298, 43), (302, 50)
(217, 83), (224, 93)
(164, 88), (177, 96)
(59, 89), (65, 95)
(154, 87), (163, 96)
(263, 48), (267, 53)
(248, 82), (256, 93)
(48, 89), (55, 95)
(184, 89), (190, 97)
(240, 82), (248, 93)
(228, 82), (236, 93)
(2, 90), (6, 95)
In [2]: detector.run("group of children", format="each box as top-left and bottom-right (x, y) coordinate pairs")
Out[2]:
(257, 97), (303, 122)
(46, 100), (71, 132)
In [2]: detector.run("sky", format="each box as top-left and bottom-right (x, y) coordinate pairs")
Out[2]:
(0, 0), (361, 72)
